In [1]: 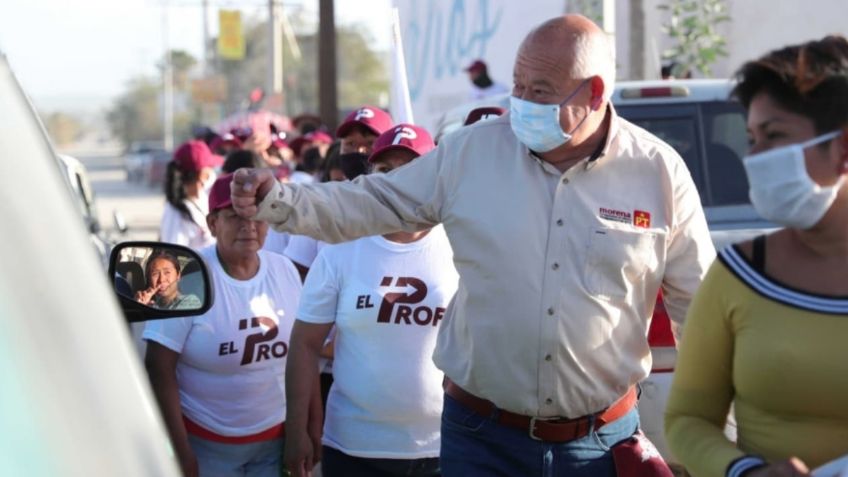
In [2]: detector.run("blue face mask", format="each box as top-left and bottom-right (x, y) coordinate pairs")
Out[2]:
(509, 80), (590, 153)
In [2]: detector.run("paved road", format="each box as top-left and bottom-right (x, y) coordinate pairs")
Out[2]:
(77, 153), (164, 242)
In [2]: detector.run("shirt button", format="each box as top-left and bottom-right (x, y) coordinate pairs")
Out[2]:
(270, 203), (277, 209)
(545, 398), (553, 405)
(547, 307), (554, 316)
(561, 178), (569, 184)
(545, 354), (552, 361)
(556, 219), (564, 226)
(551, 263), (559, 270)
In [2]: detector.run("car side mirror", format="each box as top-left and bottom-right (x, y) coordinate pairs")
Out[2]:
(108, 241), (214, 323)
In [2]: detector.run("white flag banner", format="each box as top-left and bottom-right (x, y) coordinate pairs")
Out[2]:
(389, 6), (414, 124)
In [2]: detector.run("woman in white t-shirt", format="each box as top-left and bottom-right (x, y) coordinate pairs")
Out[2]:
(284, 124), (457, 477)
(144, 173), (312, 477)
(160, 140), (221, 250)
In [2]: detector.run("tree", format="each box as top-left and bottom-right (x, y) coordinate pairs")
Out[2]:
(43, 112), (84, 146)
(212, 17), (388, 119)
(106, 76), (163, 148)
(157, 49), (198, 90)
(336, 25), (389, 110)
(658, 0), (730, 78)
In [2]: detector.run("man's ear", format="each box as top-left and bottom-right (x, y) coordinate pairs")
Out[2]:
(589, 76), (605, 111)
(206, 212), (218, 238)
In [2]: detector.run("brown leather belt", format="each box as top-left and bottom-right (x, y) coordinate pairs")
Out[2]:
(443, 378), (637, 442)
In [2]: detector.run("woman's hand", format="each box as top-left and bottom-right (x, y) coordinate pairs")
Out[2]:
(177, 447), (199, 477)
(747, 458), (810, 477)
(284, 430), (315, 477)
(319, 336), (335, 359)
(135, 286), (157, 305)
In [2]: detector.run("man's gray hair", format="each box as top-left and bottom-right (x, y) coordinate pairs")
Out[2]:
(572, 31), (616, 100)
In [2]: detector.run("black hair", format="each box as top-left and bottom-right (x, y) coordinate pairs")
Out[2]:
(222, 150), (266, 173)
(164, 161), (197, 221)
(145, 250), (181, 285)
(300, 146), (326, 175)
(324, 152), (369, 181)
(732, 35), (848, 134)
(319, 141), (346, 182)
(300, 123), (318, 135)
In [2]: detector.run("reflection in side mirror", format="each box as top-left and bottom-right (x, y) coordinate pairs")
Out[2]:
(109, 242), (213, 323)
(113, 210), (128, 234)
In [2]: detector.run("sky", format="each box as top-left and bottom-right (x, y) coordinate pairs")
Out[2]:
(0, 0), (392, 113)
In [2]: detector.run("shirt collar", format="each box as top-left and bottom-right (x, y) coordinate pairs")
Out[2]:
(525, 103), (620, 174)
(586, 103), (618, 168)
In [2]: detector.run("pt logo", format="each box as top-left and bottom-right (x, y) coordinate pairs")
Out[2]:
(217, 317), (289, 366)
(376, 276), (445, 327)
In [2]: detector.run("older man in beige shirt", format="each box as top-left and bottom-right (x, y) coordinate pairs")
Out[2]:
(233, 14), (714, 477)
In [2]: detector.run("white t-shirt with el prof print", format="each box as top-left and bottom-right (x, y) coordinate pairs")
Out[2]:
(142, 247), (302, 437)
(297, 226), (458, 459)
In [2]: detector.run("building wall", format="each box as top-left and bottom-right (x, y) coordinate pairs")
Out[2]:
(620, 0), (848, 81)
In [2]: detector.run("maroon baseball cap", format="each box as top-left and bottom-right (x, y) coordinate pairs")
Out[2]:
(270, 133), (289, 150)
(210, 133), (243, 151)
(289, 131), (333, 157)
(336, 106), (394, 138)
(368, 124), (435, 164)
(464, 106), (506, 126)
(305, 130), (333, 144)
(173, 140), (223, 173)
(464, 59), (487, 73)
(208, 173), (235, 213)
(231, 127), (253, 142)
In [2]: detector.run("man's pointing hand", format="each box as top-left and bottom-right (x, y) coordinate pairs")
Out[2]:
(231, 167), (276, 219)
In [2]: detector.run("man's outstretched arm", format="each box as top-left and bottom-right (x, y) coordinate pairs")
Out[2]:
(231, 145), (450, 243)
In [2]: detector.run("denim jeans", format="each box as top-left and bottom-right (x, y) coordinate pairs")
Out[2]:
(187, 434), (283, 477)
(322, 445), (440, 477)
(440, 394), (640, 477)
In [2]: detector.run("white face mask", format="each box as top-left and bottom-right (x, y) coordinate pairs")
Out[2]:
(744, 131), (843, 229)
(509, 80), (589, 153)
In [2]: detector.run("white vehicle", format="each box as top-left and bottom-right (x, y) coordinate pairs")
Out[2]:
(123, 141), (164, 183)
(56, 153), (126, 267)
(0, 51), (212, 476)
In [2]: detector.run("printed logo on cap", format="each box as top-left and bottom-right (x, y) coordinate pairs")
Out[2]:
(354, 108), (375, 121)
(392, 126), (418, 145)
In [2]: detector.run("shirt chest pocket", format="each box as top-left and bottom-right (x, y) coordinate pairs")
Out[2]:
(583, 227), (658, 301)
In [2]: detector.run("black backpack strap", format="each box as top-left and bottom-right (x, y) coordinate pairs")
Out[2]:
(751, 234), (767, 273)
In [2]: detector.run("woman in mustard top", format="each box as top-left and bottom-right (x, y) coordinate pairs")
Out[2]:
(665, 36), (848, 477)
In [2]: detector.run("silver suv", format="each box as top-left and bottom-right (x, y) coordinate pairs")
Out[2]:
(613, 79), (770, 248)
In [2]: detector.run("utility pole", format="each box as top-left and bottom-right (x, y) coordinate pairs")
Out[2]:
(162, 2), (174, 150)
(601, 0), (615, 35)
(318, 0), (338, 131)
(629, 0), (646, 79)
(202, 0), (210, 74)
(268, 0), (284, 100)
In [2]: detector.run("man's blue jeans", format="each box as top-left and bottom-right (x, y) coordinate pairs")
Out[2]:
(440, 394), (640, 477)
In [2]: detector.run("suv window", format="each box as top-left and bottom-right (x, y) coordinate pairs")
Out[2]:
(617, 101), (749, 207)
